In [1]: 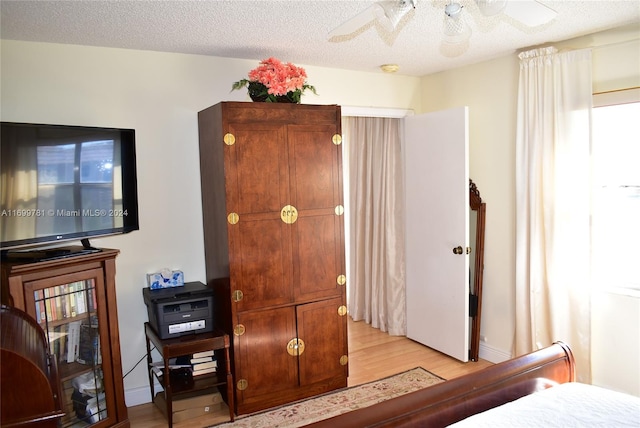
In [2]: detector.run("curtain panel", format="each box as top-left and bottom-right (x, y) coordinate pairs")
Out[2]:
(343, 116), (406, 336)
(514, 47), (593, 382)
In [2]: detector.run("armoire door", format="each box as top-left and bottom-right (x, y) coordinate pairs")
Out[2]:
(233, 307), (298, 407)
(296, 296), (348, 385)
(288, 124), (345, 303)
(224, 122), (294, 311)
(404, 106), (470, 362)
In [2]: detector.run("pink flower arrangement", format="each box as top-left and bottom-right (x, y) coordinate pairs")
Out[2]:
(232, 57), (317, 103)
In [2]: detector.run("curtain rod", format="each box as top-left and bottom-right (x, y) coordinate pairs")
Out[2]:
(593, 87), (640, 96)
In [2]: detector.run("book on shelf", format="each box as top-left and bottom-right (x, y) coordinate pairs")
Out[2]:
(48, 324), (64, 359)
(55, 286), (63, 319)
(74, 281), (87, 315)
(57, 325), (68, 362)
(77, 323), (101, 365)
(44, 288), (53, 320)
(190, 356), (213, 364)
(192, 360), (217, 371)
(191, 366), (217, 376)
(192, 350), (214, 359)
(60, 284), (70, 318)
(67, 283), (77, 317)
(87, 286), (97, 312)
(35, 290), (46, 323)
(67, 321), (82, 363)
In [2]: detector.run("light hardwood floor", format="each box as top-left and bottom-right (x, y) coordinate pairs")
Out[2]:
(127, 317), (493, 427)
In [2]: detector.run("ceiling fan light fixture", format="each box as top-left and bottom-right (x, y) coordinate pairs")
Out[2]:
(443, 2), (471, 44)
(444, 2), (463, 18)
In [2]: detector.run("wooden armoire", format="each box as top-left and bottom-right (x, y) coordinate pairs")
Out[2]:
(197, 102), (348, 415)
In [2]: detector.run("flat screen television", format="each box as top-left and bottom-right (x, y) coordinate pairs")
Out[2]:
(1, 122), (139, 256)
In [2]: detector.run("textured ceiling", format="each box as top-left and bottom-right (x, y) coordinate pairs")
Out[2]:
(1, 0), (639, 76)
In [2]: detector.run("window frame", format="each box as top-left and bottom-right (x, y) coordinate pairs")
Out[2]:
(591, 87), (640, 297)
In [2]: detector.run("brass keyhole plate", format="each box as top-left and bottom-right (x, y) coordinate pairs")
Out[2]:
(286, 338), (306, 356)
(281, 205), (298, 224)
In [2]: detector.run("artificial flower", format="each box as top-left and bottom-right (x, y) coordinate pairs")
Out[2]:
(232, 57), (317, 103)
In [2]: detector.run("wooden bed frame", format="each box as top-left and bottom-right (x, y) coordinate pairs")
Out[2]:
(307, 342), (576, 428)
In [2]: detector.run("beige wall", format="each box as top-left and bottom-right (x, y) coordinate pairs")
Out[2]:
(419, 24), (640, 395)
(0, 39), (421, 405)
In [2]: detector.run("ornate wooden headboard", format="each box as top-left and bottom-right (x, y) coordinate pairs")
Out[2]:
(307, 342), (575, 428)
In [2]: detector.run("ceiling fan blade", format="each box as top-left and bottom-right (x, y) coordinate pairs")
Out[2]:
(376, 0), (416, 32)
(503, 0), (557, 27)
(475, 0), (507, 17)
(328, 4), (384, 38)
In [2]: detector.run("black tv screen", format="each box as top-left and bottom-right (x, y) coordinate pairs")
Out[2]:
(0, 122), (139, 250)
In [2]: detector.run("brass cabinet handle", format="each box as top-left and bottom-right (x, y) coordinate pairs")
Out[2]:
(281, 205), (298, 224)
(286, 338), (305, 356)
(453, 246), (463, 255)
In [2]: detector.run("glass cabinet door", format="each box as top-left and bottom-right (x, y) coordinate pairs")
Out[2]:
(25, 268), (114, 428)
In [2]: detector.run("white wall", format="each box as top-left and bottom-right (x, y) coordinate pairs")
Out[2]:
(420, 24), (640, 395)
(0, 40), (421, 406)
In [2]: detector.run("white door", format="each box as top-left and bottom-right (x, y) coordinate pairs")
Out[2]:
(404, 107), (470, 362)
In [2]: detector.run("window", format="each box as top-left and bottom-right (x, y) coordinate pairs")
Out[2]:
(592, 89), (640, 295)
(36, 140), (116, 235)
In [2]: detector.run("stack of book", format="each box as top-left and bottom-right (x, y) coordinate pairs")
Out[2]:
(190, 350), (217, 376)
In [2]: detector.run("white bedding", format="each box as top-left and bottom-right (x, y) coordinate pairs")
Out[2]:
(448, 382), (640, 427)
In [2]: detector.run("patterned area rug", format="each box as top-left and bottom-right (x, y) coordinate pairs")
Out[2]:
(212, 367), (445, 427)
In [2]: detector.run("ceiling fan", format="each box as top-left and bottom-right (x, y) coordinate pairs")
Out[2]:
(328, 0), (557, 43)
(444, 0), (557, 44)
(328, 0), (417, 39)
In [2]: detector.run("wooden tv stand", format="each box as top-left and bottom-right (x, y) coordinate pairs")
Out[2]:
(1, 247), (130, 427)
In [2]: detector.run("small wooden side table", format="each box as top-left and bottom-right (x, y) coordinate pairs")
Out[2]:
(144, 322), (234, 427)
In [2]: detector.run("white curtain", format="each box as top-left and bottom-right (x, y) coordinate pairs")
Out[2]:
(343, 116), (406, 336)
(514, 47), (593, 382)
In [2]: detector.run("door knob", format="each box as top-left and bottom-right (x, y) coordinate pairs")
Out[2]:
(453, 246), (463, 255)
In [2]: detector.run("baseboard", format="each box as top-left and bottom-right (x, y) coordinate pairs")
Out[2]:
(478, 342), (511, 363)
(125, 382), (161, 407)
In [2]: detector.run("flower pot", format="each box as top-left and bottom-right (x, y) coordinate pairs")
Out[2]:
(249, 93), (269, 102)
(249, 92), (295, 103)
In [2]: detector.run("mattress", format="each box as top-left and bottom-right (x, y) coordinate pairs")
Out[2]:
(448, 382), (640, 427)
